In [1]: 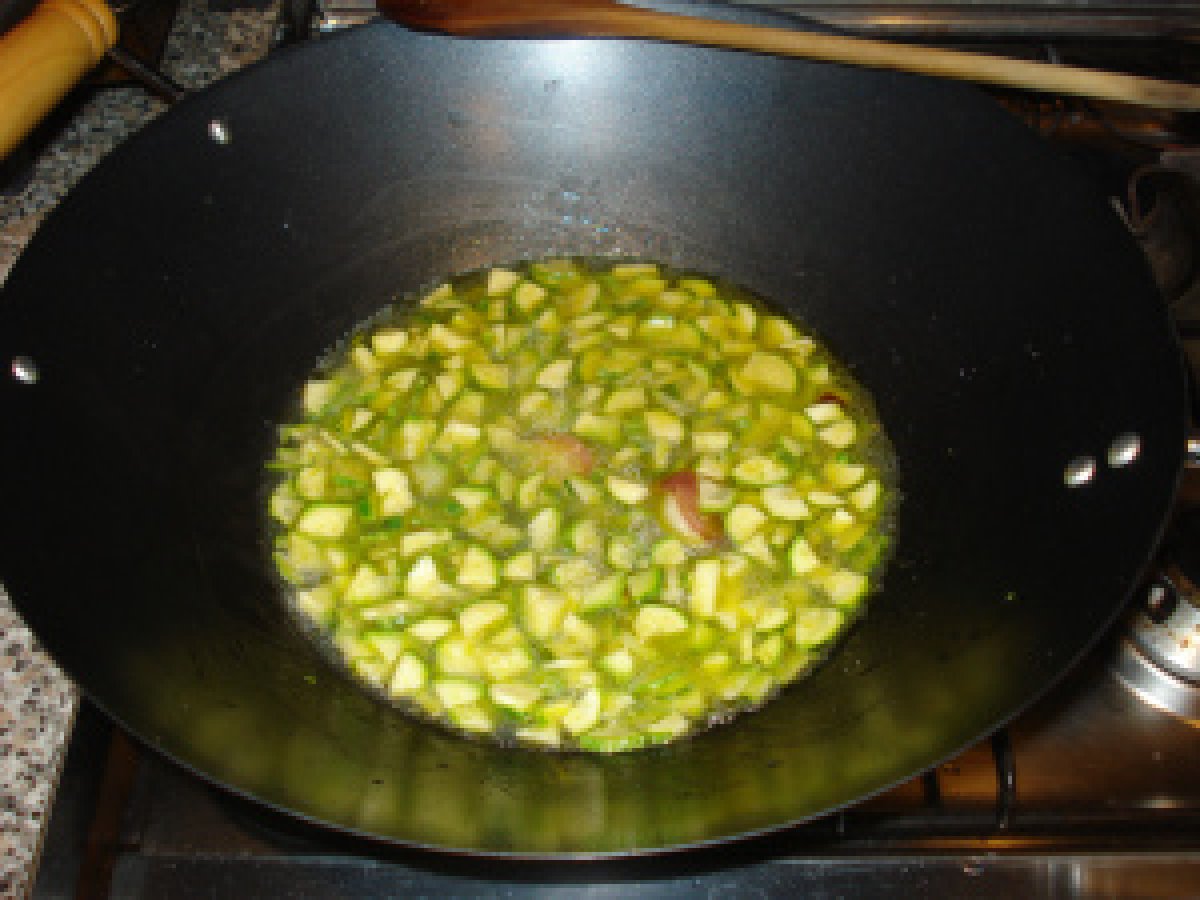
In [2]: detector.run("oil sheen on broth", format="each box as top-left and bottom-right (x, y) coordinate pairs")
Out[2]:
(267, 259), (897, 752)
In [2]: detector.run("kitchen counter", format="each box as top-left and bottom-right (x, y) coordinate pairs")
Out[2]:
(0, 2), (277, 894)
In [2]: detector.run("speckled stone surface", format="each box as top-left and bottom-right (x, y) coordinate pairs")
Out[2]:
(0, 2), (276, 894)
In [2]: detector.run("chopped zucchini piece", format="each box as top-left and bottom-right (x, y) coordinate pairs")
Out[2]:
(296, 505), (353, 539)
(471, 363), (510, 391)
(536, 359), (574, 390)
(607, 476), (649, 505)
(793, 607), (843, 646)
(725, 504), (767, 543)
(491, 682), (541, 711)
(501, 551), (536, 581)
(644, 410), (685, 444)
(486, 268), (520, 295)
(389, 654), (427, 695)
(513, 281), (547, 313)
(529, 507), (560, 551)
(457, 546), (499, 590)
(651, 538), (688, 567)
(604, 387), (647, 414)
(788, 537), (820, 575)
(737, 352), (796, 394)
(634, 605), (689, 640)
(689, 559), (722, 618)
(628, 567), (664, 601)
(761, 485), (811, 520)
(732, 456), (790, 486)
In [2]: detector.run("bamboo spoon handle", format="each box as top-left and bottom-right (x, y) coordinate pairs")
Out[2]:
(380, 0), (1200, 112)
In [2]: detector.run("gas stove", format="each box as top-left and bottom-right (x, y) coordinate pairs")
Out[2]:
(22, 3), (1200, 898)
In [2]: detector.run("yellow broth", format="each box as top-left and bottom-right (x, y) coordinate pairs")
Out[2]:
(267, 259), (897, 751)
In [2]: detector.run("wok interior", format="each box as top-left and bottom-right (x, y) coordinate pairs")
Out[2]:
(0, 23), (1186, 853)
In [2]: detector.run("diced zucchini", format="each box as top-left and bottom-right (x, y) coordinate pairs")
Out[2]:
(694, 456), (727, 480)
(737, 352), (796, 394)
(696, 479), (734, 512)
(628, 567), (664, 600)
(822, 570), (869, 607)
(573, 412), (621, 445)
(491, 682), (541, 711)
(692, 431), (732, 454)
(805, 402), (843, 424)
(731, 456), (789, 486)
(741, 533), (777, 567)
(647, 713), (690, 741)
(482, 646), (532, 680)
(347, 408), (374, 433)
(457, 546), (499, 590)
(529, 507), (560, 551)
(756, 606), (791, 631)
(302, 379), (335, 416)
(470, 362), (510, 390)
(435, 679), (482, 708)
(399, 529), (451, 556)
(408, 617), (454, 642)
(607, 537), (638, 571)
(850, 479), (881, 512)
(522, 585), (566, 640)
(513, 281), (547, 313)
(436, 638), (481, 676)
(295, 466), (328, 501)
(600, 648), (636, 679)
(270, 482), (302, 525)
(828, 508), (856, 532)
(351, 345), (380, 374)
(644, 410), (685, 444)
(429, 324), (471, 353)
(651, 538), (688, 567)
(819, 421), (857, 448)
(406, 555), (452, 597)
(607, 476), (649, 505)
(604, 387), (647, 414)
(582, 574), (626, 610)
(725, 504), (766, 543)
(389, 654), (427, 695)
(569, 520), (604, 555)
(562, 688), (602, 734)
(450, 706), (493, 733)
(824, 461), (866, 488)
(516, 726), (562, 747)
(561, 612), (599, 651)
(440, 420), (482, 448)
(788, 537), (820, 574)
(761, 485), (811, 520)
(451, 486), (492, 511)
(536, 359), (574, 390)
(296, 505), (353, 539)
(270, 257), (895, 753)
(689, 559), (722, 618)
(345, 564), (393, 605)
(501, 551), (536, 581)
(633, 605), (689, 640)
(486, 268), (520, 295)
(465, 516), (523, 549)
(793, 607), (843, 646)
(399, 420), (437, 459)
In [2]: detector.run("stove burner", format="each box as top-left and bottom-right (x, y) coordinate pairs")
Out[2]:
(1113, 565), (1200, 725)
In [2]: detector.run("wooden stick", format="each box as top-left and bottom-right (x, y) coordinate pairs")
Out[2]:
(380, 0), (1200, 112)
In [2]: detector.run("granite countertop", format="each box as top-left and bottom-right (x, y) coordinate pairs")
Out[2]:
(0, 2), (277, 893)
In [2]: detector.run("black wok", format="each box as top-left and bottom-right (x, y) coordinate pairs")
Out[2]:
(0, 18), (1187, 855)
